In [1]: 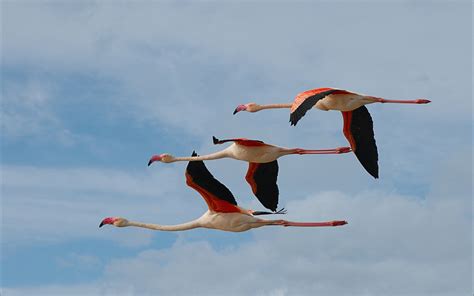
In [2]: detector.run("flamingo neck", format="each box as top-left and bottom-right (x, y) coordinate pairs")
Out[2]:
(126, 220), (201, 231)
(257, 103), (292, 111)
(172, 149), (229, 162)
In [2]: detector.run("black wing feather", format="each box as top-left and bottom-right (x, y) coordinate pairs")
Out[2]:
(250, 160), (279, 211)
(186, 152), (238, 205)
(289, 89), (337, 126)
(350, 106), (379, 178)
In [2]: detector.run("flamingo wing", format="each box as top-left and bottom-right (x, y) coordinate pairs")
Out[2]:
(185, 152), (242, 213)
(341, 106), (379, 178)
(213, 136), (266, 147)
(289, 88), (354, 126)
(289, 88), (338, 126)
(245, 160), (279, 212)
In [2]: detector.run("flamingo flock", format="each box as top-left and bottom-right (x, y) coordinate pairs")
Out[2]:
(100, 87), (430, 233)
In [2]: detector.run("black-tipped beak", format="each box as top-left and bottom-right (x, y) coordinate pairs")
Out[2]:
(99, 221), (105, 228)
(233, 104), (247, 115)
(148, 155), (161, 166)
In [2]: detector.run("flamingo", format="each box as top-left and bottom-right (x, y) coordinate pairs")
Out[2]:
(99, 152), (348, 232)
(233, 87), (431, 178)
(148, 137), (351, 211)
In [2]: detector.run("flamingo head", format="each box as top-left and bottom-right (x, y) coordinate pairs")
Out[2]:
(99, 217), (129, 228)
(233, 103), (259, 114)
(148, 153), (174, 166)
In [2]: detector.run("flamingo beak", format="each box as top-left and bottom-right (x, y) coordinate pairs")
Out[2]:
(233, 104), (247, 115)
(99, 217), (116, 228)
(148, 155), (162, 166)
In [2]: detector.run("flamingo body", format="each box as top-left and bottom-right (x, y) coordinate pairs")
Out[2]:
(212, 136), (295, 163)
(198, 210), (265, 232)
(225, 142), (285, 163)
(290, 88), (377, 125)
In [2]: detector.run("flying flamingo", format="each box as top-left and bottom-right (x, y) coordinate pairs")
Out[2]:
(100, 152), (348, 232)
(148, 137), (351, 211)
(233, 87), (431, 178)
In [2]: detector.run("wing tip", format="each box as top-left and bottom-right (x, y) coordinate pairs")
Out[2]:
(186, 151), (200, 173)
(362, 162), (378, 179)
(289, 115), (298, 126)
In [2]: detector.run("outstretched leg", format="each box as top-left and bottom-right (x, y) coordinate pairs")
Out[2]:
(370, 96), (431, 104)
(279, 220), (347, 227)
(262, 219), (348, 227)
(293, 147), (352, 155)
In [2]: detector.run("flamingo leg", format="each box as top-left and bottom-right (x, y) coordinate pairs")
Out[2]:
(253, 219), (347, 228)
(279, 220), (348, 227)
(293, 147), (352, 155)
(374, 98), (431, 104)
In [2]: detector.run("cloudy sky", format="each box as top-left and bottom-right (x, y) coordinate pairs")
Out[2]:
(1, 1), (472, 295)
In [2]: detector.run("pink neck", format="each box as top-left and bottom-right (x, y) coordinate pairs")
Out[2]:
(173, 150), (229, 162)
(259, 103), (293, 110)
(127, 220), (201, 231)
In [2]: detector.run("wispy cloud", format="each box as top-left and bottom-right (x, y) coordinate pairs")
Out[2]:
(2, 164), (187, 248)
(3, 2), (470, 139)
(1, 78), (77, 145)
(56, 252), (101, 270)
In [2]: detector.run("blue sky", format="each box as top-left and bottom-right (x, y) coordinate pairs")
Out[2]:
(1, 1), (472, 295)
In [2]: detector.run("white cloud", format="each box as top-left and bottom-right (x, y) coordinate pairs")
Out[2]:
(2, 2), (470, 138)
(0, 79), (77, 144)
(1, 164), (191, 248)
(56, 252), (101, 270)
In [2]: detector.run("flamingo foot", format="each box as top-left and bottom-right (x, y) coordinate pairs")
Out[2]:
(329, 220), (348, 226)
(335, 147), (352, 154)
(415, 99), (431, 104)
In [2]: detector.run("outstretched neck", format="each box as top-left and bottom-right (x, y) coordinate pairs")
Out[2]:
(172, 149), (230, 162)
(257, 103), (292, 111)
(126, 220), (201, 231)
